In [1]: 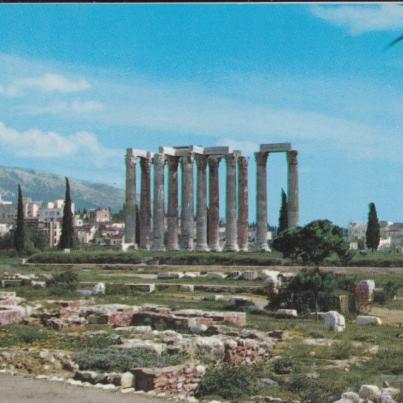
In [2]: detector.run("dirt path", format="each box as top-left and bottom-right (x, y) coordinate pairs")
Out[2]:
(370, 307), (403, 325)
(0, 373), (167, 403)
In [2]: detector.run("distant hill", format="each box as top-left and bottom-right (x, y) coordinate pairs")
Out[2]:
(0, 166), (125, 212)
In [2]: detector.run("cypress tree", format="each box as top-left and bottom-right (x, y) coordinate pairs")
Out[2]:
(59, 177), (74, 249)
(366, 202), (380, 252)
(14, 184), (24, 253)
(278, 188), (288, 233)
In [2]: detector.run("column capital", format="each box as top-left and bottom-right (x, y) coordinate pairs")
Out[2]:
(225, 153), (238, 166)
(181, 153), (194, 165)
(207, 155), (221, 168)
(125, 149), (136, 168)
(195, 154), (207, 169)
(140, 155), (151, 168)
(153, 153), (165, 167)
(238, 155), (248, 168)
(287, 150), (298, 165)
(167, 155), (179, 170)
(255, 151), (268, 166)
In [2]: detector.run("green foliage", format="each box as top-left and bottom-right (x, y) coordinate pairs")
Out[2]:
(196, 364), (259, 400)
(366, 202), (380, 252)
(46, 270), (79, 292)
(269, 268), (340, 315)
(14, 184), (24, 253)
(0, 325), (49, 348)
(374, 281), (399, 304)
(59, 177), (74, 250)
(278, 188), (288, 233)
(273, 219), (350, 265)
(74, 349), (186, 372)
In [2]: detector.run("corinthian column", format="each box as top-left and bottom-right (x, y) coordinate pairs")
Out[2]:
(287, 150), (299, 229)
(181, 153), (194, 250)
(195, 155), (209, 251)
(124, 148), (137, 246)
(238, 156), (249, 251)
(167, 156), (179, 250)
(208, 156), (221, 251)
(255, 152), (270, 251)
(224, 153), (239, 251)
(151, 153), (165, 251)
(139, 155), (151, 250)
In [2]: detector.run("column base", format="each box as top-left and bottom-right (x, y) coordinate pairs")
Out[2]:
(238, 245), (249, 252)
(209, 244), (222, 252)
(255, 243), (271, 252)
(151, 243), (166, 251)
(139, 243), (151, 251)
(121, 242), (137, 252)
(224, 243), (239, 252)
(167, 244), (180, 251)
(195, 244), (210, 252)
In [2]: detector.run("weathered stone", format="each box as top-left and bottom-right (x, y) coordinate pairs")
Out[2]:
(275, 309), (297, 318)
(242, 271), (258, 281)
(93, 283), (106, 295)
(358, 384), (381, 400)
(157, 272), (184, 280)
(356, 315), (382, 326)
(205, 272), (226, 280)
(120, 372), (135, 388)
(323, 311), (345, 332)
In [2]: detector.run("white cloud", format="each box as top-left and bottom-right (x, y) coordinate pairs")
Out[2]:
(0, 121), (120, 168)
(24, 99), (103, 115)
(0, 73), (89, 96)
(311, 4), (403, 35)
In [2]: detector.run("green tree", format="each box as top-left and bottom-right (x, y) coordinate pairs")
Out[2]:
(59, 177), (74, 250)
(366, 202), (380, 252)
(278, 188), (288, 233)
(14, 184), (24, 253)
(273, 219), (350, 265)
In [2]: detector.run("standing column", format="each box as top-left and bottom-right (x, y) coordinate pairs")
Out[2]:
(166, 156), (179, 250)
(287, 150), (299, 229)
(139, 155), (151, 250)
(124, 148), (137, 246)
(208, 156), (221, 251)
(152, 153), (165, 251)
(238, 156), (249, 252)
(195, 155), (209, 251)
(224, 153), (239, 251)
(255, 152), (270, 251)
(181, 153), (194, 250)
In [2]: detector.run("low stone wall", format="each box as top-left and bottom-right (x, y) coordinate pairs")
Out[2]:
(0, 306), (26, 326)
(133, 364), (206, 396)
(224, 338), (272, 365)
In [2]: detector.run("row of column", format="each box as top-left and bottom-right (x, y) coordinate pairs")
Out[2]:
(124, 150), (249, 252)
(125, 148), (298, 252)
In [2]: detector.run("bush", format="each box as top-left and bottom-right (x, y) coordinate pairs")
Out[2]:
(374, 281), (399, 304)
(0, 325), (49, 348)
(196, 364), (259, 400)
(74, 349), (186, 372)
(46, 270), (79, 293)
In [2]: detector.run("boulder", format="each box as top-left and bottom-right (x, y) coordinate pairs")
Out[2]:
(323, 311), (345, 332)
(120, 372), (134, 388)
(275, 309), (297, 318)
(205, 272), (227, 280)
(356, 315), (382, 326)
(93, 283), (106, 295)
(341, 391), (363, 402)
(358, 384), (381, 401)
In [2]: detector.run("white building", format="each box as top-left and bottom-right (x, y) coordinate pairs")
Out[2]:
(38, 199), (75, 223)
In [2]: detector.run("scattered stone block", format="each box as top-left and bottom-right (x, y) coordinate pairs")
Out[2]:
(242, 271), (258, 281)
(323, 311), (345, 332)
(229, 296), (253, 308)
(359, 384), (381, 401)
(93, 283), (106, 295)
(157, 272), (183, 280)
(120, 372), (135, 388)
(356, 315), (382, 326)
(203, 294), (224, 302)
(205, 272), (227, 280)
(275, 309), (297, 318)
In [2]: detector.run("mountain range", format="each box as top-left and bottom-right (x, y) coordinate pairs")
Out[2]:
(0, 166), (124, 212)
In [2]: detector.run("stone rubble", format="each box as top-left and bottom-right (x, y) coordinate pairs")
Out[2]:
(323, 311), (346, 332)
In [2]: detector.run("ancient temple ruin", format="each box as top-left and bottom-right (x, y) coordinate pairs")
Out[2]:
(124, 144), (299, 251)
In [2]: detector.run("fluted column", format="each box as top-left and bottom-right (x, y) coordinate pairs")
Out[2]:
(238, 156), (249, 251)
(208, 156), (221, 251)
(255, 152), (270, 251)
(225, 153), (239, 251)
(181, 153), (194, 250)
(195, 155), (209, 251)
(287, 150), (299, 229)
(124, 149), (137, 246)
(139, 156), (151, 250)
(152, 153), (165, 251)
(166, 156), (179, 250)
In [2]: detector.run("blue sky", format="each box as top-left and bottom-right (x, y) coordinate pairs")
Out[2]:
(1, 4), (403, 226)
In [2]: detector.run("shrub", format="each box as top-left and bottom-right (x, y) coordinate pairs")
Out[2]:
(196, 364), (259, 400)
(47, 270), (79, 291)
(0, 325), (49, 347)
(74, 349), (186, 372)
(373, 281), (399, 305)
